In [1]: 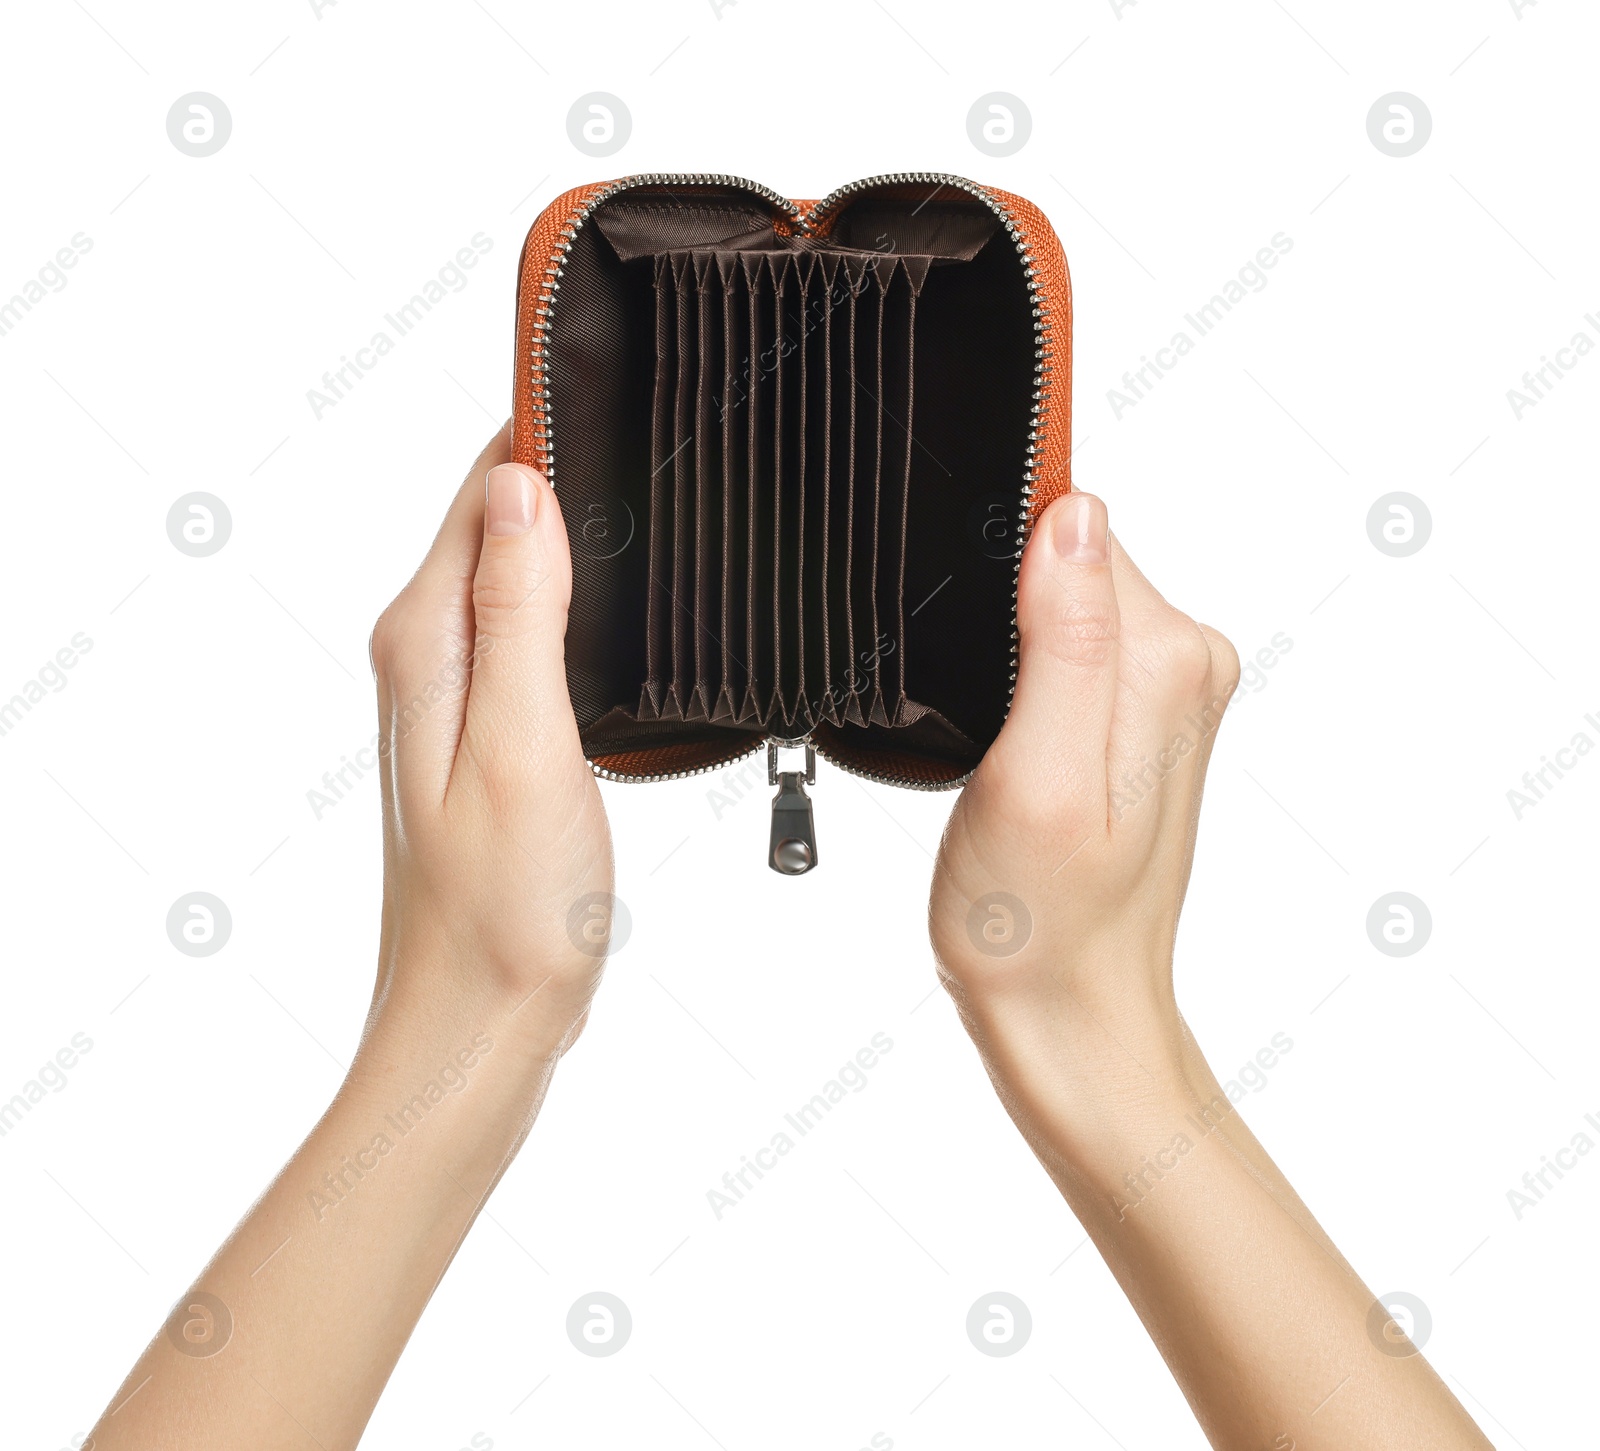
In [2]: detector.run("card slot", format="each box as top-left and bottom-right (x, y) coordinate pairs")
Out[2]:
(788, 250), (814, 733)
(834, 254), (867, 726)
(740, 252), (774, 727)
(713, 252), (744, 723)
(877, 254), (912, 725)
(689, 251), (721, 723)
(639, 252), (677, 721)
(767, 250), (796, 732)
(812, 252), (841, 726)
(857, 255), (892, 727)
(641, 241), (936, 740)
(880, 255), (925, 722)
(664, 253), (697, 720)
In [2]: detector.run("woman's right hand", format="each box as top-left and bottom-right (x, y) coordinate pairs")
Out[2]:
(364, 422), (615, 1064)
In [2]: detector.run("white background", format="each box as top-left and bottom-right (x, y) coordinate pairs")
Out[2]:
(1, 1), (1594, 1447)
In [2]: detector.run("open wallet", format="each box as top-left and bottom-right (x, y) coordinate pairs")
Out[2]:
(511, 172), (1074, 874)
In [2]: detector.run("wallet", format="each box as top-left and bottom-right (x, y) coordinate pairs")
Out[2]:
(512, 172), (1073, 873)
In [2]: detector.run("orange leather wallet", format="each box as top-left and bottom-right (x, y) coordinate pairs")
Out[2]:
(512, 173), (1073, 873)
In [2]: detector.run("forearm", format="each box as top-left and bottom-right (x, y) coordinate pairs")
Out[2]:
(88, 981), (556, 1451)
(84, 432), (609, 1447)
(978, 985), (1490, 1451)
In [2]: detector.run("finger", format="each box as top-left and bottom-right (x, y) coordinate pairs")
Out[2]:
(1191, 621), (1242, 769)
(370, 423), (512, 806)
(409, 420), (512, 603)
(379, 422), (511, 672)
(1106, 530), (1171, 615)
(984, 491), (1119, 830)
(1101, 534), (1240, 831)
(458, 460), (581, 782)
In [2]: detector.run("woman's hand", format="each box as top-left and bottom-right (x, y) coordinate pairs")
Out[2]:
(928, 492), (1490, 1451)
(87, 424), (615, 1451)
(930, 490), (1239, 1131)
(367, 421), (613, 1062)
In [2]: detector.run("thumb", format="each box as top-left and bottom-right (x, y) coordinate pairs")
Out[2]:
(985, 491), (1120, 813)
(462, 462), (578, 759)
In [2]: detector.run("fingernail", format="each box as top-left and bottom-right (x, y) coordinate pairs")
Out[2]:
(1050, 492), (1108, 563)
(485, 464), (541, 536)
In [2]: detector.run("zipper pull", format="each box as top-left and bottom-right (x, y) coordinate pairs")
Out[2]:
(768, 741), (818, 875)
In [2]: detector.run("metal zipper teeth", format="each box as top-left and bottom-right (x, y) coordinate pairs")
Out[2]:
(537, 172), (1049, 792)
(590, 740), (766, 786)
(810, 744), (976, 791)
(590, 735), (969, 792)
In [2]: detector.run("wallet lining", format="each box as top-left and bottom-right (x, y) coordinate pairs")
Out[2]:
(548, 185), (1037, 782)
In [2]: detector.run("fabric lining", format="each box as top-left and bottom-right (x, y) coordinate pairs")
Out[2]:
(544, 183), (1037, 781)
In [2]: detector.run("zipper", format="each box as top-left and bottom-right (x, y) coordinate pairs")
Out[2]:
(589, 739), (763, 786)
(767, 741), (819, 875)
(532, 172), (1056, 867)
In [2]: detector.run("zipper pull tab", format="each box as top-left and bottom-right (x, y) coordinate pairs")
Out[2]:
(768, 742), (818, 875)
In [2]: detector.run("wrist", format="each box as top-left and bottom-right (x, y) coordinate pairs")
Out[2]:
(953, 968), (1224, 1177)
(952, 946), (1182, 1081)
(995, 1054), (1238, 1231)
(370, 927), (603, 1059)
(337, 1024), (542, 1199)
(342, 964), (583, 1175)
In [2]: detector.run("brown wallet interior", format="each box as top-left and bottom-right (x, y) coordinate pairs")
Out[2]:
(545, 183), (1037, 786)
